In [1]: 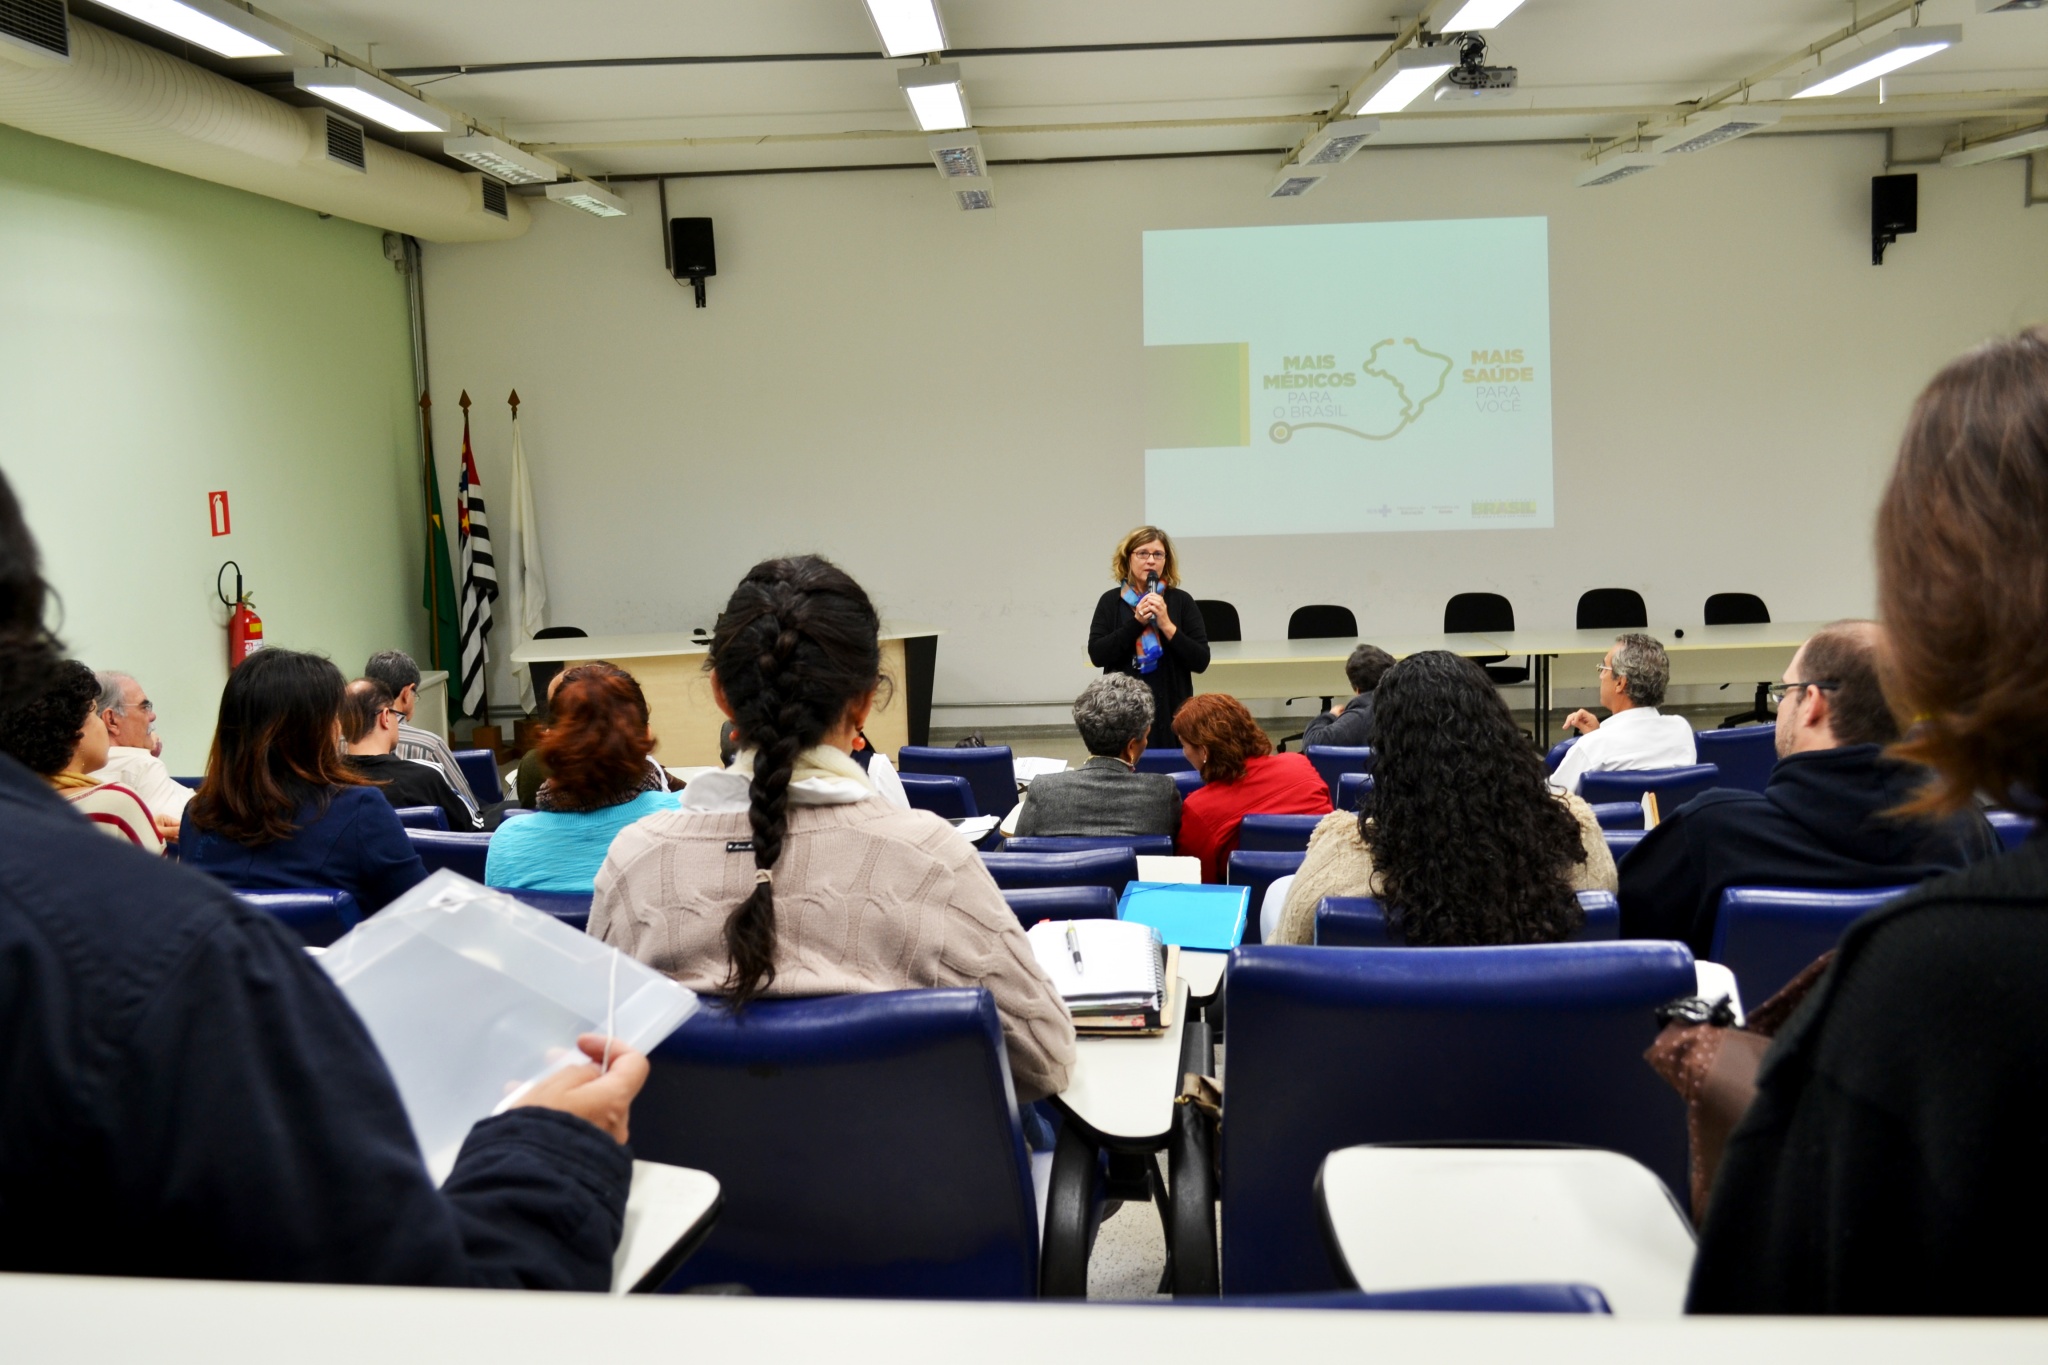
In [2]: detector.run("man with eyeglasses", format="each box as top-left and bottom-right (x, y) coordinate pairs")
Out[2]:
(1550, 632), (1698, 796)
(339, 679), (483, 833)
(1619, 620), (2000, 958)
(88, 670), (190, 835)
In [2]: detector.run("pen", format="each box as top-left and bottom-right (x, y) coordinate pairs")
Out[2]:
(1065, 923), (1085, 975)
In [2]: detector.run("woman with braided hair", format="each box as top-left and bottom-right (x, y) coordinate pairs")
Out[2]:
(590, 556), (1075, 1100)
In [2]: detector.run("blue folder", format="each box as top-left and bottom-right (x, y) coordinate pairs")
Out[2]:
(1117, 882), (1250, 952)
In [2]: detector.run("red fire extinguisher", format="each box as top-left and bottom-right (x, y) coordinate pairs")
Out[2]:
(217, 561), (264, 668)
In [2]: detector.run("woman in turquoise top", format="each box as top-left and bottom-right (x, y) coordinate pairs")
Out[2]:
(486, 665), (679, 893)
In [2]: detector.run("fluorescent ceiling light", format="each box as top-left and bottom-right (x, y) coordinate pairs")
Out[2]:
(1290, 116), (1381, 167)
(1269, 167), (1327, 198)
(862, 0), (946, 57)
(1440, 0), (1530, 32)
(1791, 24), (1960, 99)
(91, 0), (290, 57)
(294, 67), (450, 134)
(1575, 152), (1660, 188)
(1651, 106), (1781, 155)
(899, 62), (969, 131)
(443, 132), (554, 184)
(545, 180), (628, 217)
(927, 130), (984, 178)
(1979, 0), (2046, 12)
(1350, 46), (1460, 115)
(951, 175), (995, 210)
(1942, 122), (2048, 166)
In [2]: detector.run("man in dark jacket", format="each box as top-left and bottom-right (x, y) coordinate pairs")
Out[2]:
(343, 677), (483, 831)
(1301, 643), (1395, 749)
(1619, 621), (1998, 958)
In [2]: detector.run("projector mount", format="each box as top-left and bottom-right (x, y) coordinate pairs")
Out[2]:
(1437, 32), (1519, 100)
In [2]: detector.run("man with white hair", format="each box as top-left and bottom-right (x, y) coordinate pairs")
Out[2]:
(1550, 632), (1698, 796)
(89, 670), (189, 835)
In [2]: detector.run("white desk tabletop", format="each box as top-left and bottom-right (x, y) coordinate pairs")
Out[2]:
(1180, 950), (1226, 1000)
(511, 623), (944, 664)
(1477, 621), (1838, 658)
(1054, 977), (1189, 1144)
(1206, 633), (1505, 667)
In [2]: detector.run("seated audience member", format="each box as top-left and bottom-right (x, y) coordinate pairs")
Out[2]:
(341, 679), (483, 833)
(1014, 675), (1181, 837)
(1274, 651), (1614, 945)
(1689, 330), (2048, 1317)
(591, 555), (1075, 1101)
(1620, 620), (1997, 957)
(89, 669), (190, 837)
(486, 667), (681, 893)
(0, 659), (164, 854)
(0, 469), (645, 1288)
(1301, 643), (1396, 750)
(1173, 692), (1332, 882)
(1551, 632), (1698, 795)
(514, 664), (681, 810)
(363, 649), (484, 817)
(181, 650), (427, 912)
(847, 730), (912, 811)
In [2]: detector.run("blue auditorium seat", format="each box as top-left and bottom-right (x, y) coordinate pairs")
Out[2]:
(1303, 745), (1373, 806)
(899, 746), (1017, 827)
(239, 889), (362, 948)
(172, 775), (203, 789)
(1153, 1285), (1610, 1313)
(450, 748), (503, 802)
(1693, 724), (1776, 794)
(1579, 763), (1722, 814)
(405, 828), (491, 881)
(631, 988), (1064, 1297)
(1236, 813), (1326, 854)
(899, 772), (977, 820)
(1226, 849), (1306, 945)
(1136, 747), (1196, 774)
(499, 886), (595, 933)
(1589, 802), (1642, 831)
(1000, 884), (1118, 929)
(1000, 834), (1174, 857)
(1987, 809), (2036, 851)
(1603, 828), (1648, 862)
(392, 804), (448, 831)
(980, 846), (1138, 895)
(1316, 890), (1621, 946)
(1171, 770), (1204, 799)
(1214, 941), (1693, 1295)
(1337, 772), (1374, 811)
(1711, 885), (1911, 1004)
(1545, 737), (1576, 773)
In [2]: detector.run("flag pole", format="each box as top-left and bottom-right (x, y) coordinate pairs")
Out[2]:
(419, 390), (441, 673)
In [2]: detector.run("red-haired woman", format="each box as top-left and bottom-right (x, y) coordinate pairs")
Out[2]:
(1173, 692), (1330, 881)
(485, 665), (679, 893)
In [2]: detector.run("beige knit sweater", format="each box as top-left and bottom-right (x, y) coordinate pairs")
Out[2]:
(1272, 793), (1619, 946)
(590, 795), (1077, 1100)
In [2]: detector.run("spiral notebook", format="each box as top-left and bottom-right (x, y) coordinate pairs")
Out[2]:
(1025, 919), (1171, 1032)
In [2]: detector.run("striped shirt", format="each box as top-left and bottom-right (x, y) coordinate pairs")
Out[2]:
(59, 779), (165, 855)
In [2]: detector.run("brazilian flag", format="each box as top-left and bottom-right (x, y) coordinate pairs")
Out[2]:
(420, 402), (462, 708)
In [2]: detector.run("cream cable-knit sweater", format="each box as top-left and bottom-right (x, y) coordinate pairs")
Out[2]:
(590, 795), (1077, 1100)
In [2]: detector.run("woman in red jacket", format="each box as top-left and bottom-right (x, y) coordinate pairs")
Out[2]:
(1174, 693), (1330, 881)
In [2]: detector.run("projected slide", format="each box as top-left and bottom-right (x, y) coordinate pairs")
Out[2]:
(1143, 217), (1553, 536)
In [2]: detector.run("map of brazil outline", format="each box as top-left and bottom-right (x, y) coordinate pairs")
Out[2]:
(1269, 337), (1455, 444)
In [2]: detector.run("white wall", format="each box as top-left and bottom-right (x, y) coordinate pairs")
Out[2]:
(421, 135), (2048, 725)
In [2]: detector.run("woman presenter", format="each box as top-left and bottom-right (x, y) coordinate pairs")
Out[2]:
(1088, 526), (1211, 750)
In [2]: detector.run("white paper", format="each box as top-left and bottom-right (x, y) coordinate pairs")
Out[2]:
(1012, 756), (1069, 786)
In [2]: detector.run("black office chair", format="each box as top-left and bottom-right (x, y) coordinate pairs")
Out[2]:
(1279, 604), (1358, 750)
(1443, 592), (1528, 686)
(1575, 589), (1647, 630)
(1194, 599), (1242, 643)
(1705, 593), (1774, 727)
(526, 626), (588, 716)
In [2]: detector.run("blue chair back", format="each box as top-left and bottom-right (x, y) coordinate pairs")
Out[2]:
(1589, 802), (1642, 831)
(1236, 813), (1325, 854)
(1604, 828), (1648, 862)
(899, 746), (1017, 826)
(1001, 884), (1118, 929)
(392, 804), (448, 831)
(451, 748), (503, 802)
(1337, 772), (1374, 811)
(405, 828), (491, 881)
(1000, 834), (1175, 858)
(1315, 890), (1619, 947)
(173, 775), (203, 790)
(1693, 725), (1776, 794)
(499, 887), (595, 933)
(1219, 941), (1693, 1294)
(979, 846), (1138, 895)
(1711, 885), (1911, 1004)
(1226, 849), (1306, 945)
(1303, 746), (1373, 806)
(1578, 763), (1721, 813)
(1544, 738), (1576, 773)
(239, 889), (362, 948)
(899, 772), (978, 820)
(1136, 748), (1195, 774)
(633, 988), (1038, 1297)
(1187, 1285), (1610, 1313)
(1987, 809), (2036, 852)
(1171, 769), (1204, 799)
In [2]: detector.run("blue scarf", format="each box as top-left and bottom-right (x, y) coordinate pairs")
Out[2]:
(1122, 583), (1163, 675)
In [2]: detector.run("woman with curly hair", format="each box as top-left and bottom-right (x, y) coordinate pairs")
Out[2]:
(1273, 651), (1615, 945)
(0, 658), (164, 853)
(1173, 692), (1331, 883)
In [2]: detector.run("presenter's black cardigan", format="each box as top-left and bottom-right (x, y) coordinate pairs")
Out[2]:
(1089, 586), (1211, 749)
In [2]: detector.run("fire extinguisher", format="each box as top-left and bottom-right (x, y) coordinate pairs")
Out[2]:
(217, 561), (264, 668)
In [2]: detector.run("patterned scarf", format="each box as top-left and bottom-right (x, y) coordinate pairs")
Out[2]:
(534, 759), (668, 813)
(1122, 582), (1163, 675)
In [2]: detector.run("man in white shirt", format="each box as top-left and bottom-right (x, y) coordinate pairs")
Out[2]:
(89, 671), (190, 836)
(1550, 633), (1697, 795)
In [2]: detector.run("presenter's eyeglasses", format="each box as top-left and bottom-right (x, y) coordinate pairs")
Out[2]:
(1767, 680), (1839, 706)
(1130, 548), (1167, 561)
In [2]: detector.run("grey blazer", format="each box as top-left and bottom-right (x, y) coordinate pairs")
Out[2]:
(1014, 757), (1182, 837)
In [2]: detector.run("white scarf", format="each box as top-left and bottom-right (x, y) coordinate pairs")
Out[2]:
(678, 745), (878, 814)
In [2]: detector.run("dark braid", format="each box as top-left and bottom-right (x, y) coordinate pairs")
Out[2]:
(708, 557), (883, 1006)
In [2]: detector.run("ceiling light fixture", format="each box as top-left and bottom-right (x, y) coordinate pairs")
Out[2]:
(545, 179), (629, 217)
(90, 0), (289, 57)
(899, 62), (969, 131)
(927, 130), (984, 178)
(1289, 116), (1381, 167)
(1440, 0), (1530, 33)
(1269, 167), (1327, 198)
(1575, 152), (1660, 188)
(1941, 121), (2048, 166)
(294, 66), (450, 134)
(861, 0), (946, 58)
(952, 175), (995, 210)
(443, 132), (554, 184)
(1350, 46), (1460, 115)
(1790, 24), (1960, 99)
(1650, 106), (1781, 154)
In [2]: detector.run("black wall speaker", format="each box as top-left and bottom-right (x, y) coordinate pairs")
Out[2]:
(669, 217), (715, 305)
(1872, 174), (1917, 266)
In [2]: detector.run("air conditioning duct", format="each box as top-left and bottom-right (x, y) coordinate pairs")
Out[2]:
(0, 15), (527, 242)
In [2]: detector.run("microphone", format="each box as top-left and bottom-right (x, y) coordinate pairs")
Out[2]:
(1146, 572), (1160, 595)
